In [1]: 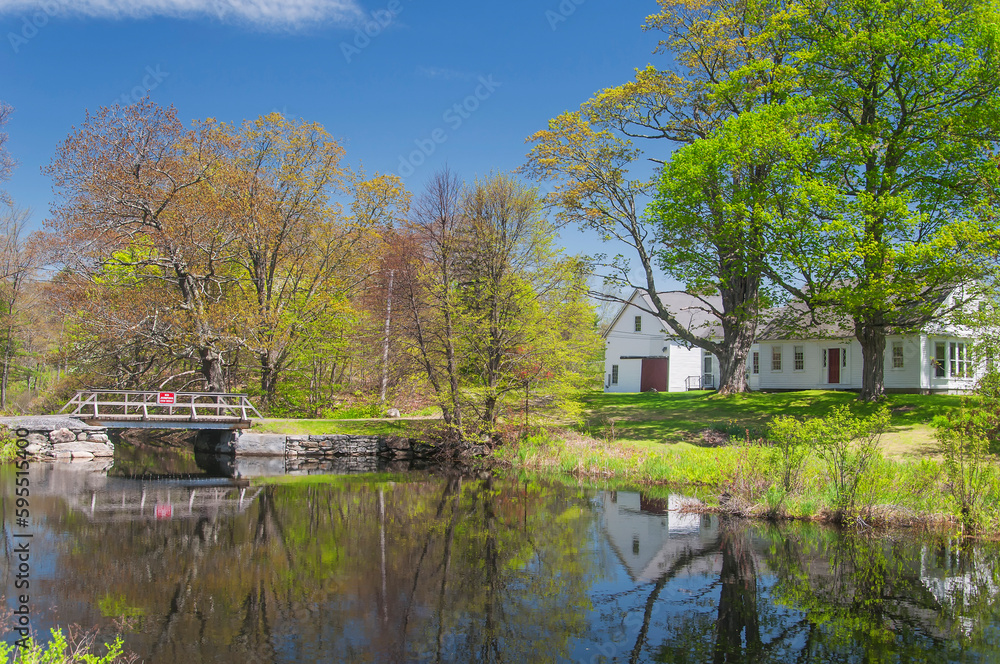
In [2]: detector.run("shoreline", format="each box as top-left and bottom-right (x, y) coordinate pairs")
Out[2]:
(490, 429), (996, 537)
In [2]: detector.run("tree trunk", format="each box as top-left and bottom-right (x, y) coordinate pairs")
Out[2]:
(200, 347), (226, 392)
(855, 319), (886, 402)
(260, 352), (277, 402)
(0, 323), (14, 409)
(715, 308), (756, 395)
(716, 348), (751, 395)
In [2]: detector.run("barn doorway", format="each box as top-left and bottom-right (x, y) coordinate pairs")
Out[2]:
(640, 358), (668, 392)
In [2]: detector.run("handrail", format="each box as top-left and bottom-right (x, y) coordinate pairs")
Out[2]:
(60, 391), (262, 423)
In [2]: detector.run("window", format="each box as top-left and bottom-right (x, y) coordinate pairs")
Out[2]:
(794, 346), (804, 371)
(892, 341), (904, 370)
(771, 346), (782, 372)
(822, 349), (827, 368)
(752, 352), (760, 375)
(934, 342), (947, 378)
(843, 348), (847, 367)
(611, 365), (619, 385)
(634, 316), (642, 332)
(950, 342), (971, 378)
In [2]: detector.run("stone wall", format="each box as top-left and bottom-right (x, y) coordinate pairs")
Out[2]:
(195, 430), (440, 460)
(0, 417), (114, 460)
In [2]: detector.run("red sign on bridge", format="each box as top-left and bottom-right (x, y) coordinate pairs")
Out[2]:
(157, 392), (176, 405)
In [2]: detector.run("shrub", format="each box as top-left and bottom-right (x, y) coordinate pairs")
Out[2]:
(937, 408), (996, 533)
(0, 426), (18, 463)
(765, 415), (811, 495)
(780, 405), (890, 522)
(0, 626), (137, 663)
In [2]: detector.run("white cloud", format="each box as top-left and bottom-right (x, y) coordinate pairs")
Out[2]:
(0, 0), (363, 29)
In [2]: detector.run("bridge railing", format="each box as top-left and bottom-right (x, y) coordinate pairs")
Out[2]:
(60, 391), (262, 423)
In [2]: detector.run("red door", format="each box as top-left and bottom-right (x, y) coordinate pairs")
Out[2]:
(828, 348), (841, 384)
(640, 358), (668, 392)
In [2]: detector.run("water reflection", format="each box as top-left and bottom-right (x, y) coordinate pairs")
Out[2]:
(3, 462), (1000, 663)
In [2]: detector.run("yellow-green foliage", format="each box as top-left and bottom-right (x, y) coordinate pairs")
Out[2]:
(0, 628), (129, 664)
(0, 426), (18, 463)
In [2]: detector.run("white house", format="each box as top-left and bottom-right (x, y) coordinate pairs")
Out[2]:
(604, 291), (721, 393)
(750, 286), (982, 394)
(604, 285), (983, 394)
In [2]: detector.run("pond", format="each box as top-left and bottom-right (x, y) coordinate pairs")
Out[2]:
(3, 446), (1000, 663)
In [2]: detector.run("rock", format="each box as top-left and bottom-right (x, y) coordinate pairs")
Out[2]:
(86, 434), (110, 444)
(52, 442), (114, 458)
(0, 416), (92, 431)
(49, 428), (77, 444)
(76, 432), (90, 441)
(386, 408), (401, 418)
(26, 433), (47, 446)
(460, 444), (490, 459)
(384, 436), (411, 451)
(24, 444), (44, 455)
(233, 433), (287, 457)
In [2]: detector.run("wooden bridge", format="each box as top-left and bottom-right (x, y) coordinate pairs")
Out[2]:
(60, 391), (262, 430)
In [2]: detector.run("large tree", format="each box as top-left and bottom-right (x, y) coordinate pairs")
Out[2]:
(0, 204), (40, 408)
(46, 101), (238, 391)
(525, 0), (796, 394)
(400, 171), (600, 441)
(220, 114), (408, 403)
(756, 0), (1000, 401)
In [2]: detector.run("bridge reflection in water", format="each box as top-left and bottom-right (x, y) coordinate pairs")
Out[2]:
(30, 462), (260, 523)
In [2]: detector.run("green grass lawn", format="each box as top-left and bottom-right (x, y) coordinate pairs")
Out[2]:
(578, 389), (963, 458)
(250, 417), (437, 437)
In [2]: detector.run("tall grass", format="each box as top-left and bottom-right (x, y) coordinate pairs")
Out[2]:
(495, 415), (998, 533)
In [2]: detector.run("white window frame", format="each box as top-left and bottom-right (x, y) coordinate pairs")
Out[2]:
(891, 341), (904, 370)
(934, 342), (947, 378)
(634, 316), (642, 332)
(752, 351), (760, 375)
(771, 346), (782, 372)
(950, 342), (971, 378)
(793, 346), (804, 372)
(611, 365), (619, 385)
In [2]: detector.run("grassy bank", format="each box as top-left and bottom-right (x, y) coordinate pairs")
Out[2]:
(494, 430), (996, 531)
(495, 390), (998, 533)
(578, 390), (961, 458)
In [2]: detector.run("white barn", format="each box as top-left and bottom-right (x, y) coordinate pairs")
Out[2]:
(603, 291), (721, 393)
(604, 286), (982, 394)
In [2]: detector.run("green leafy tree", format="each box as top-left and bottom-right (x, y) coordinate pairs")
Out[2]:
(753, 0), (1000, 401)
(401, 171), (601, 441)
(526, 0), (798, 394)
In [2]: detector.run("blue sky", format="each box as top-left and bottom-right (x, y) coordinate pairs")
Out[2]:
(0, 0), (664, 250)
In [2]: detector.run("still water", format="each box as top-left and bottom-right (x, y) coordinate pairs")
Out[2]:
(3, 452), (1000, 663)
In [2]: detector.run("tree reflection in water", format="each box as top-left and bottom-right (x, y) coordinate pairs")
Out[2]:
(5, 467), (1000, 663)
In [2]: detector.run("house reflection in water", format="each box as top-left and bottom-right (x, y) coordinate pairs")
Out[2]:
(601, 491), (720, 584)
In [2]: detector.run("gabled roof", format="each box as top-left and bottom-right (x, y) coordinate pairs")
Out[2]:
(756, 283), (961, 341)
(604, 290), (723, 340)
